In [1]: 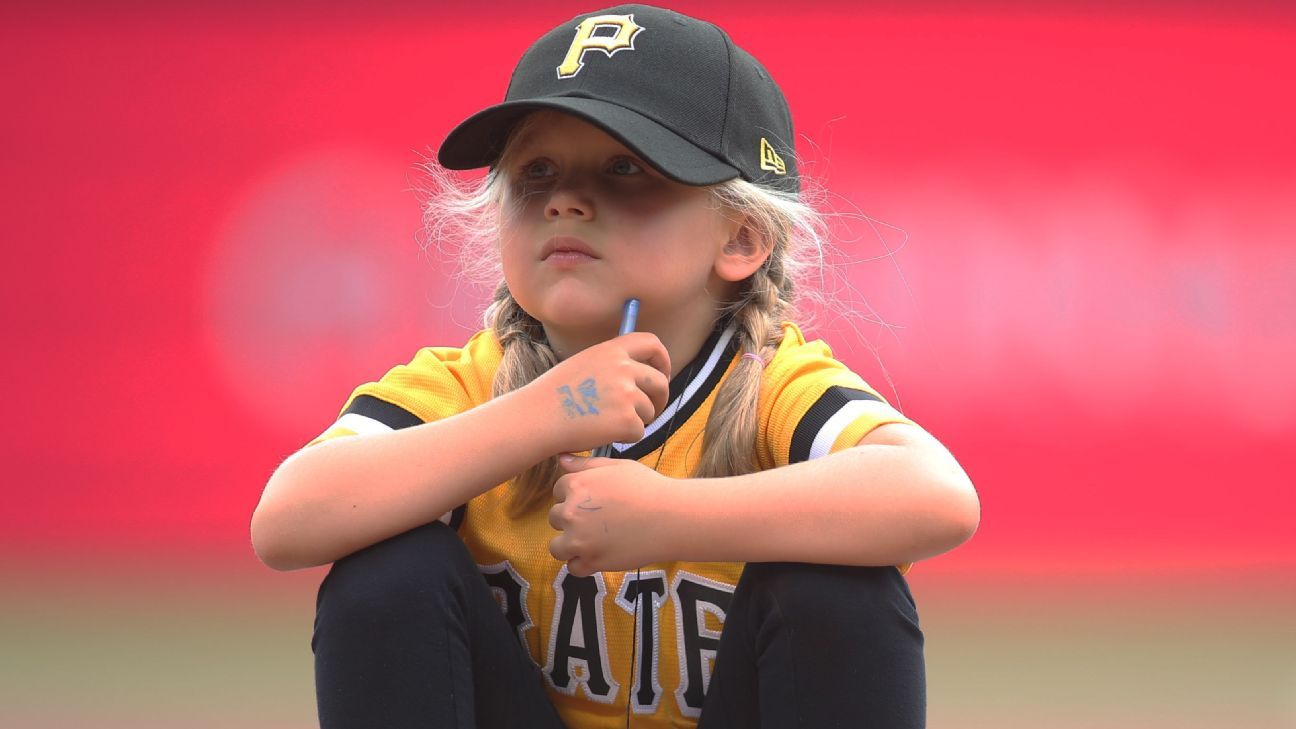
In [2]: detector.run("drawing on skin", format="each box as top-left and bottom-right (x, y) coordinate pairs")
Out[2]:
(558, 379), (602, 417)
(558, 385), (584, 417)
(577, 378), (600, 414)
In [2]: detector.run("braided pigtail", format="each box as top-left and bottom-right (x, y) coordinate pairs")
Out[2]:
(692, 177), (824, 478)
(694, 265), (787, 478)
(486, 282), (563, 516)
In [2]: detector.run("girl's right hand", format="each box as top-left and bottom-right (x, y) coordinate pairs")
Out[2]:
(523, 332), (671, 455)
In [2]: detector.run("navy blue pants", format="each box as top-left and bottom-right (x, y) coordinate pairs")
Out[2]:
(313, 522), (925, 728)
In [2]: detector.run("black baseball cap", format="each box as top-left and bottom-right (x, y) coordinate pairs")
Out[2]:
(437, 4), (798, 193)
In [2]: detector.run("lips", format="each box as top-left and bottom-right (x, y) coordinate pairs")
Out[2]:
(540, 236), (600, 261)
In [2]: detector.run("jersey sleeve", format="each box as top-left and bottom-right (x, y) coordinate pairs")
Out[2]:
(757, 325), (917, 574)
(756, 324), (922, 573)
(303, 329), (504, 529)
(757, 324), (914, 469)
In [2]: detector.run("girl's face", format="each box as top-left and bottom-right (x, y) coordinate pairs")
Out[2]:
(498, 112), (740, 338)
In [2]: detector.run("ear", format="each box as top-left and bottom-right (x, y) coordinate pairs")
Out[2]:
(713, 218), (772, 283)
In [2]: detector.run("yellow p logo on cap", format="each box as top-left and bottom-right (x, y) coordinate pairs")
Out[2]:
(557, 14), (645, 79)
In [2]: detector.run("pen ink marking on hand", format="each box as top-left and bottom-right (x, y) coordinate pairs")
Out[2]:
(558, 385), (584, 417)
(558, 379), (601, 417)
(577, 378), (600, 414)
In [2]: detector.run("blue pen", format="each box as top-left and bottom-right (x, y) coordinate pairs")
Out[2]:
(591, 298), (640, 458)
(616, 297), (640, 336)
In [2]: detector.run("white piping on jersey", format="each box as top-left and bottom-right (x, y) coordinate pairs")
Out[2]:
(807, 399), (872, 460)
(610, 323), (737, 452)
(333, 412), (393, 436)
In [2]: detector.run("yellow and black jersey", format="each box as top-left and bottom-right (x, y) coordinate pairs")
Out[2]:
(309, 320), (914, 729)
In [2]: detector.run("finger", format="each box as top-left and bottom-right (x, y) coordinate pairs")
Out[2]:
(557, 453), (587, 472)
(567, 555), (593, 578)
(548, 502), (566, 531)
(633, 390), (657, 427)
(549, 533), (577, 562)
(618, 332), (671, 379)
(633, 363), (670, 418)
(552, 476), (568, 504)
(559, 454), (617, 472)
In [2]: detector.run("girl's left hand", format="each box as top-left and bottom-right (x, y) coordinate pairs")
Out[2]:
(548, 455), (675, 577)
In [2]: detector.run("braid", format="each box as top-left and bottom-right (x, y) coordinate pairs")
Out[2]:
(487, 282), (563, 516)
(693, 174), (817, 479)
(697, 261), (789, 479)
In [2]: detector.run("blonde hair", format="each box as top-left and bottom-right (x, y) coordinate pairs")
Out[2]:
(421, 141), (828, 515)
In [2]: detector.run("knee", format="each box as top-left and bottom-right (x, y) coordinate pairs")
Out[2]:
(317, 522), (476, 621)
(740, 562), (920, 634)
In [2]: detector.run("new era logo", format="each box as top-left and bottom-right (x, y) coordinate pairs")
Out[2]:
(759, 138), (786, 175)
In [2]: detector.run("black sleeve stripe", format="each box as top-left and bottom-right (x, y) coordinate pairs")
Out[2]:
(343, 394), (425, 430)
(788, 387), (883, 464)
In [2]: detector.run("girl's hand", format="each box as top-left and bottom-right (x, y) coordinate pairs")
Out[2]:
(524, 333), (671, 456)
(548, 455), (675, 576)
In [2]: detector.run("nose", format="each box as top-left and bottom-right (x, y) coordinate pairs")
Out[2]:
(544, 183), (595, 221)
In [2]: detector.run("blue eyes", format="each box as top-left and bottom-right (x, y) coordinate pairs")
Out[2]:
(608, 158), (642, 175)
(518, 156), (643, 180)
(523, 160), (556, 179)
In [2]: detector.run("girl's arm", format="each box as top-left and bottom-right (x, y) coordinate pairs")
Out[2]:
(252, 388), (556, 571)
(549, 406), (979, 575)
(678, 419), (979, 565)
(252, 333), (670, 571)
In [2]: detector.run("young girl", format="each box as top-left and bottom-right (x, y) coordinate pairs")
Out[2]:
(252, 5), (979, 728)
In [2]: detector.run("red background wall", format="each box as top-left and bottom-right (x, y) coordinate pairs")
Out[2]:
(3, 1), (1293, 581)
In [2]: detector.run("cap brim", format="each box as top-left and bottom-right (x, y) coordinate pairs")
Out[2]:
(437, 97), (741, 187)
